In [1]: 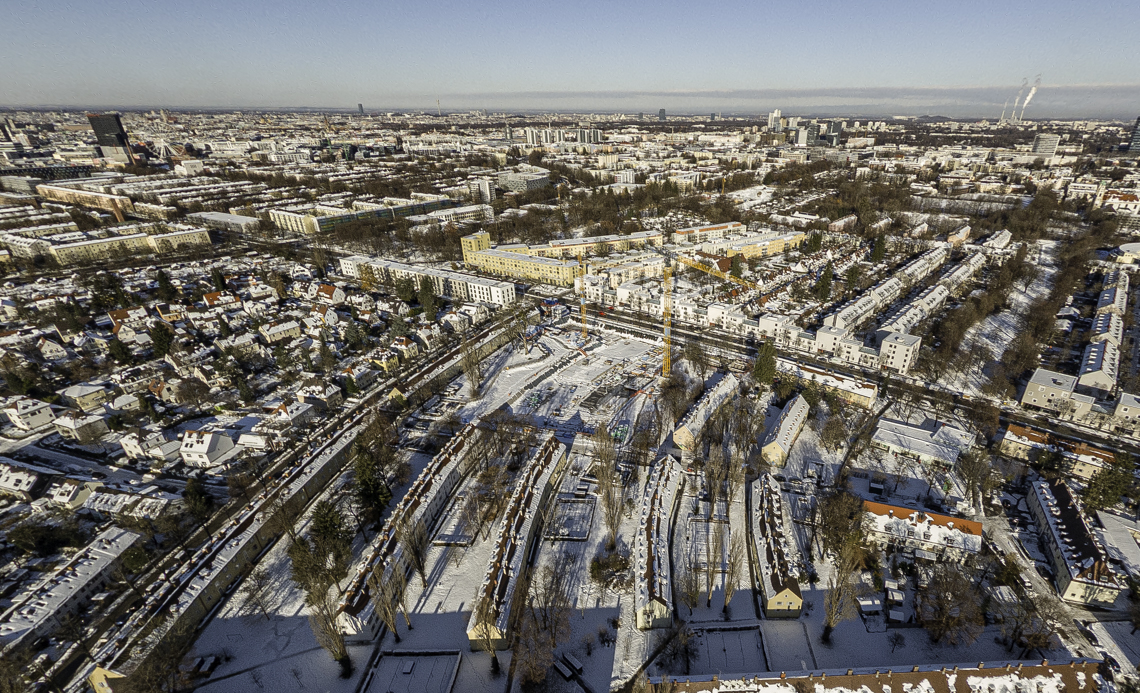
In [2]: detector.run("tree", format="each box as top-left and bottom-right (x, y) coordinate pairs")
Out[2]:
(155, 269), (177, 302)
(843, 264), (863, 294)
(594, 425), (623, 549)
(723, 533), (744, 613)
(210, 267), (227, 291)
(956, 449), (993, 511)
(150, 323), (174, 359)
(683, 338), (709, 380)
(822, 541), (861, 642)
(659, 623), (699, 676)
(1076, 462), (1130, 510)
(918, 564), (984, 645)
(240, 568), (276, 620)
(351, 441), (392, 527)
(108, 337), (132, 364)
(369, 566), (407, 643)
(178, 377), (210, 408)
(417, 276), (438, 316)
(820, 414), (847, 452)
(887, 631), (906, 653)
(461, 335), (482, 398)
(752, 341), (777, 386)
(183, 477), (214, 523)
(397, 517), (430, 588)
(730, 255), (743, 278)
(815, 261), (834, 302)
(473, 593), (502, 676)
(389, 314), (409, 337)
(677, 547), (701, 616)
(319, 340), (337, 373)
(394, 277), (417, 303)
(287, 502), (353, 671)
(871, 234), (886, 263)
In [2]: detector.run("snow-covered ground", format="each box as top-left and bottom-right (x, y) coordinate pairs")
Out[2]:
(943, 239), (1058, 399)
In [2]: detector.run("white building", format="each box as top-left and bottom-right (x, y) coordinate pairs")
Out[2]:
(2, 397), (54, 431)
(179, 430), (237, 468)
(0, 527), (141, 653)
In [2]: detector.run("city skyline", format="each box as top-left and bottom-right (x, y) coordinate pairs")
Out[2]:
(2, 0), (1138, 118)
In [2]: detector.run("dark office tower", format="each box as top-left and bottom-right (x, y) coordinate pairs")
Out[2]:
(658, 109), (666, 121)
(87, 113), (133, 163)
(1130, 116), (1140, 152)
(358, 103), (364, 115)
(638, 112), (644, 121)
(710, 113), (717, 121)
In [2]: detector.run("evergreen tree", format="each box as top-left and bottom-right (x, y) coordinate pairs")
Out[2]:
(238, 379), (256, 403)
(730, 255), (743, 278)
(183, 477), (214, 523)
(108, 338), (132, 364)
(218, 319), (233, 339)
(872, 234), (886, 263)
(156, 269), (178, 302)
(151, 324), (174, 359)
(807, 233), (823, 253)
(1081, 453), (1134, 512)
(345, 375), (360, 395)
(815, 261), (834, 302)
(752, 341), (777, 385)
(390, 315), (408, 337)
(319, 341), (337, 373)
(418, 277), (438, 316)
(210, 267), (227, 291)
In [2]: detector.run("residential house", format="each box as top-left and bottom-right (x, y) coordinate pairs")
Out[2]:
(53, 411), (109, 443)
(870, 417), (974, 468)
(753, 475), (802, 617)
(37, 338), (68, 361)
(760, 394), (809, 467)
(56, 383), (107, 412)
(0, 458), (60, 501)
(297, 382), (344, 411)
(179, 430), (237, 468)
(863, 500), (983, 562)
(259, 320), (302, 344)
(46, 478), (103, 509)
(1026, 478), (1123, 605)
(2, 397), (54, 431)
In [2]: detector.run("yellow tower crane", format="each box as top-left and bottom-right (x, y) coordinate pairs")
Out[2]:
(576, 260), (588, 339)
(653, 246), (763, 377)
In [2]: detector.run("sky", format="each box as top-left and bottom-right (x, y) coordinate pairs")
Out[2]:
(2, 0), (1138, 118)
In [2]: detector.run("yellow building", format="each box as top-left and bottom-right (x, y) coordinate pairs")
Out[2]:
(462, 232), (578, 286)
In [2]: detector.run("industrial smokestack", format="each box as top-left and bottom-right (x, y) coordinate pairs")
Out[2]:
(1020, 75), (1042, 121)
(1011, 78), (1028, 123)
(999, 98), (1010, 123)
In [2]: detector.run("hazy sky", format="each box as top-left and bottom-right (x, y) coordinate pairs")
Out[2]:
(2, 0), (1138, 117)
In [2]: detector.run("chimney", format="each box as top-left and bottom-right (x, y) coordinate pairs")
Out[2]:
(1041, 660), (1048, 667)
(913, 666), (920, 673)
(978, 663), (985, 670)
(781, 673), (787, 680)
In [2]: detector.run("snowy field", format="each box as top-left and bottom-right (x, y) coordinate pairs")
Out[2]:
(456, 332), (655, 438)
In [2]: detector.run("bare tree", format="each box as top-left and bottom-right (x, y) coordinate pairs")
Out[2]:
(308, 590), (348, 665)
(369, 565), (405, 643)
(473, 594), (501, 676)
(659, 623), (699, 676)
(398, 517), (430, 588)
(956, 449), (993, 511)
(822, 542), (861, 643)
(887, 631), (906, 652)
(677, 546), (701, 616)
(239, 568), (276, 620)
(723, 533), (744, 614)
(705, 446), (727, 513)
(460, 335), (482, 399)
(706, 521), (725, 607)
(918, 564), (984, 646)
(595, 425), (624, 550)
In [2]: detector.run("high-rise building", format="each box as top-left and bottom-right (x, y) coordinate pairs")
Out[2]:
(358, 103), (364, 115)
(638, 112), (645, 121)
(1031, 133), (1061, 158)
(87, 113), (133, 163)
(1129, 117), (1140, 152)
(658, 109), (667, 122)
(767, 109), (781, 131)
